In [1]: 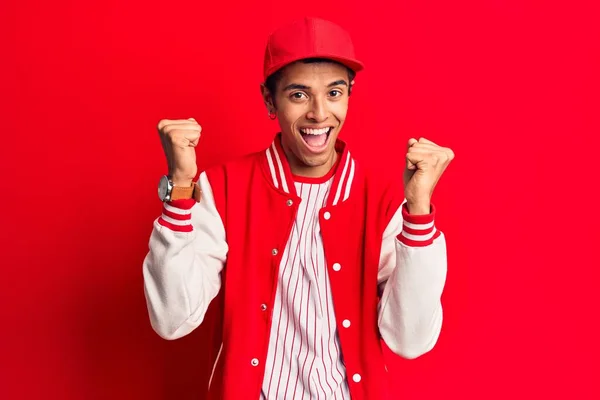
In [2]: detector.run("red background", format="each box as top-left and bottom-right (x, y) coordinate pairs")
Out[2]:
(2, 0), (599, 399)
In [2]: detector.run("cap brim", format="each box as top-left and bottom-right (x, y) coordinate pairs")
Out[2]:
(265, 54), (364, 80)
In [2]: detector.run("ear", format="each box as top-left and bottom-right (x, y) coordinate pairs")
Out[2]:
(260, 83), (275, 112)
(349, 79), (355, 96)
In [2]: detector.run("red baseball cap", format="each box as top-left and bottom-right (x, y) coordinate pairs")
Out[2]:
(263, 17), (364, 80)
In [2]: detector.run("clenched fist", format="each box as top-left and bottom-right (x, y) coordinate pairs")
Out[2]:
(157, 118), (201, 187)
(403, 137), (455, 215)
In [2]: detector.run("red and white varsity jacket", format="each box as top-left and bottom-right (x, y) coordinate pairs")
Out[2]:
(143, 136), (448, 399)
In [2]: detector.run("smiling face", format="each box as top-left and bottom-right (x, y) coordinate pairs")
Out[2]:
(262, 60), (354, 178)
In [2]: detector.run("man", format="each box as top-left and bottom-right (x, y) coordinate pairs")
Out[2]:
(143, 17), (454, 400)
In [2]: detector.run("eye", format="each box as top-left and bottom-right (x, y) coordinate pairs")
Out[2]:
(329, 89), (343, 97)
(291, 92), (307, 100)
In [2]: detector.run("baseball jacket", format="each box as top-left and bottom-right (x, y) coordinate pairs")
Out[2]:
(143, 135), (448, 399)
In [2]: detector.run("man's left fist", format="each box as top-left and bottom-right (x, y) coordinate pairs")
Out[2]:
(403, 137), (455, 215)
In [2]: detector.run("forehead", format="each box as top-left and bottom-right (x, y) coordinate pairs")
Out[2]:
(278, 61), (349, 87)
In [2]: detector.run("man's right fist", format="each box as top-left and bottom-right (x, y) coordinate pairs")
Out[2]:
(157, 118), (201, 187)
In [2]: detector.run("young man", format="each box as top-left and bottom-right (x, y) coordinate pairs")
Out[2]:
(144, 17), (454, 400)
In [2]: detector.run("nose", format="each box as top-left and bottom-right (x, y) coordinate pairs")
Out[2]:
(306, 97), (328, 123)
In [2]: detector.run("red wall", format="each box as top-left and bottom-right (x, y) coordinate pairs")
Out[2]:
(2, 0), (599, 398)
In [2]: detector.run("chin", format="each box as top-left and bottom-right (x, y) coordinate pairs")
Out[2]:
(299, 152), (333, 167)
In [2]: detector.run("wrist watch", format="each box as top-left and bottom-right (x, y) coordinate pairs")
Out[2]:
(157, 175), (202, 202)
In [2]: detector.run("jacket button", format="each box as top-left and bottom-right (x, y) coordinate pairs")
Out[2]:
(272, 248), (278, 256)
(260, 304), (267, 311)
(332, 263), (341, 271)
(342, 319), (351, 328)
(352, 373), (361, 383)
(286, 199), (293, 206)
(323, 211), (331, 220)
(251, 358), (259, 366)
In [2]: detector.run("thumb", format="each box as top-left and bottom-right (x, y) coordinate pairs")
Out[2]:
(406, 138), (418, 170)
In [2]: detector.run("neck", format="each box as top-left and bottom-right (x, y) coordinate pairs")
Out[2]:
(291, 153), (339, 178)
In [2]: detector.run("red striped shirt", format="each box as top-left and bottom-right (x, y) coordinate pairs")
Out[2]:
(261, 177), (350, 400)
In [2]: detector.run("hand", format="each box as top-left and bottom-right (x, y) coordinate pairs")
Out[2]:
(157, 118), (201, 186)
(403, 137), (455, 215)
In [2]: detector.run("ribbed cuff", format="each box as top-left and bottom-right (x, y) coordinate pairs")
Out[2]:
(157, 199), (196, 232)
(397, 202), (440, 247)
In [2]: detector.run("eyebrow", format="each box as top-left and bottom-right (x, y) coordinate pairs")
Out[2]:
(327, 79), (348, 87)
(282, 79), (348, 91)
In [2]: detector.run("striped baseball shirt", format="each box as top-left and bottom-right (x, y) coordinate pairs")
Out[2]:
(261, 168), (350, 399)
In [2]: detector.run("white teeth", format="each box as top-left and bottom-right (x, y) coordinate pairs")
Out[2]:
(300, 127), (331, 135)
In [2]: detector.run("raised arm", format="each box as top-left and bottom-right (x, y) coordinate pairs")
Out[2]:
(143, 118), (228, 340)
(377, 136), (454, 358)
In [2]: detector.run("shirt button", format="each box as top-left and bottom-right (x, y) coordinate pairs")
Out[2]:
(323, 211), (331, 220)
(352, 373), (361, 383)
(251, 358), (259, 366)
(286, 199), (293, 206)
(342, 319), (351, 328)
(332, 263), (341, 271)
(260, 304), (267, 311)
(272, 248), (278, 256)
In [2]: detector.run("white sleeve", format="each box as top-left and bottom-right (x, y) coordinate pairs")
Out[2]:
(142, 172), (228, 340)
(377, 200), (447, 359)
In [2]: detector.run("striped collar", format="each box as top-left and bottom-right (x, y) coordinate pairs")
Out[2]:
(263, 134), (356, 206)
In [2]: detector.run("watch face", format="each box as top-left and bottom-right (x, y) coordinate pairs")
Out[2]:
(158, 175), (170, 201)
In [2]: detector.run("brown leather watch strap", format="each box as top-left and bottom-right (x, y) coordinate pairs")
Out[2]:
(170, 181), (202, 202)
(192, 181), (202, 203)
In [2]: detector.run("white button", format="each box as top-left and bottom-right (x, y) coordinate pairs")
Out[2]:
(342, 319), (351, 328)
(260, 304), (267, 311)
(323, 211), (331, 220)
(352, 373), (361, 382)
(251, 358), (259, 366)
(286, 199), (293, 206)
(272, 248), (278, 256)
(332, 263), (341, 271)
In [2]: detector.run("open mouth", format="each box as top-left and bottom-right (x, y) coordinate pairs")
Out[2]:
(299, 127), (333, 151)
